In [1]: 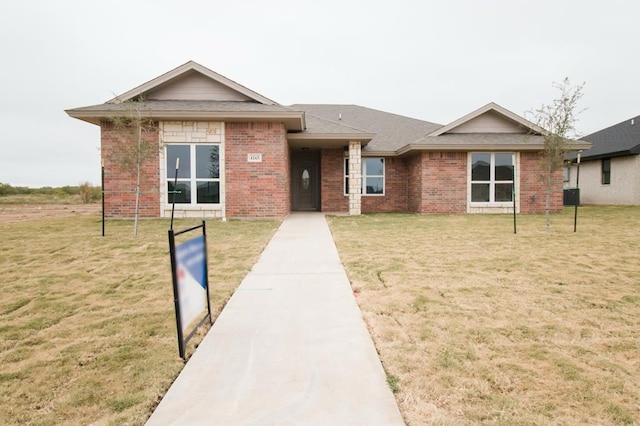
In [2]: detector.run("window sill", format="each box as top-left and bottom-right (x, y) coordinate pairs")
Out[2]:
(163, 204), (222, 210)
(470, 202), (513, 207)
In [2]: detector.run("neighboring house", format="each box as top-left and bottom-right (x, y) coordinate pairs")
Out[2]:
(66, 61), (590, 219)
(568, 116), (640, 205)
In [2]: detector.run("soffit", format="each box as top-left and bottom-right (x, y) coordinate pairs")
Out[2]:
(65, 100), (305, 131)
(397, 134), (592, 155)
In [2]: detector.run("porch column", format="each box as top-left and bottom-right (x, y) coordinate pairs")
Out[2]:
(348, 141), (362, 215)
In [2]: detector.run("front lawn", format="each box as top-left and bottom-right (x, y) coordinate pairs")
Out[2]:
(328, 207), (640, 425)
(0, 213), (279, 425)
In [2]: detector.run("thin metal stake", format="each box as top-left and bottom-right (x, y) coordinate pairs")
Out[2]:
(513, 158), (517, 234)
(573, 151), (582, 233)
(101, 161), (105, 237)
(170, 158), (179, 231)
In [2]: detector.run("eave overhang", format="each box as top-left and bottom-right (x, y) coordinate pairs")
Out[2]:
(395, 140), (592, 156)
(65, 109), (306, 131)
(286, 132), (375, 149)
(578, 148), (640, 162)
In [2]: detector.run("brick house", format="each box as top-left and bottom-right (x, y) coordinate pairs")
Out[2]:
(66, 61), (590, 219)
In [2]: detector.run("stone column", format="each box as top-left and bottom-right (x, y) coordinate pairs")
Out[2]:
(348, 141), (362, 215)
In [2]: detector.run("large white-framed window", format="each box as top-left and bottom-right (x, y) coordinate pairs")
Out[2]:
(344, 157), (385, 196)
(165, 144), (220, 205)
(470, 152), (514, 204)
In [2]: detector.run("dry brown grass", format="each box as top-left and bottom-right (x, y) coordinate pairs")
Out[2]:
(0, 210), (279, 425)
(328, 207), (640, 425)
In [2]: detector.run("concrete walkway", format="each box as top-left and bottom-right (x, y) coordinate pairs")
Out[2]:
(146, 213), (405, 425)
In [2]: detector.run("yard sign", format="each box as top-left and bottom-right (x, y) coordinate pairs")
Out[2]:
(168, 221), (212, 360)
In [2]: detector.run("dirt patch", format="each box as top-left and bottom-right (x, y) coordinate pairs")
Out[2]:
(0, 204), (101, 223)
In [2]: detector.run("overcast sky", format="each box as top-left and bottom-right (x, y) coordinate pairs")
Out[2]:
(1, 0), (638, 187)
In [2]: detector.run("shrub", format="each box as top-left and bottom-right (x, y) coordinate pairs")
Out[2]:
(78, 182), (102, 204)
(0, 183), (29, 196)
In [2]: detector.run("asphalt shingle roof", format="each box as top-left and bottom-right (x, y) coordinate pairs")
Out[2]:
(582, 115), (640, 159)
(301, 113), (372, 135)
(69, 100), (293, 113)
(289, 104), (442, 152)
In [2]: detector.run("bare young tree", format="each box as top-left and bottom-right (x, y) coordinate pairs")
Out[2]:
(106, 98), (158, 237)
(529, 78), (585, 232)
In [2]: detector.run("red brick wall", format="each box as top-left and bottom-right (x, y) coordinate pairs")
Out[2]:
(225, 122), (289, 218)
(519, 152), (563, 213)
(361, 157), (407, 213)
(100, 121), (160, 218)
(418, 152), (468, 213)
(406, 154), (423, 212)
(320, 149), (348, 212)
(320, 152), (408, 213)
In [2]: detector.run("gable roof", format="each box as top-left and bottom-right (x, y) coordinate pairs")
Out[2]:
(410, 102), (591, 154)
(427, 102), (546, 136)
(109, 61), (277, 105)
(66, 61), (305, 130)
(289, 104), (441, 153)
(581, 115), (640, 160)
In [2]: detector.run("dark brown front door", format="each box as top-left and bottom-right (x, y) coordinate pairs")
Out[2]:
(291, 151), (320, 211)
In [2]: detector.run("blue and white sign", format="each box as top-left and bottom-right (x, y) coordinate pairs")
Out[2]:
(175, 235), (207, 333)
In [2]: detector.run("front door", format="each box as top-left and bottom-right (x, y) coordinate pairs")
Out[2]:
(291, 151), (320, 211)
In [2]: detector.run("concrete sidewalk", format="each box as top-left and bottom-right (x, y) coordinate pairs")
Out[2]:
(146, 213), (404, 425)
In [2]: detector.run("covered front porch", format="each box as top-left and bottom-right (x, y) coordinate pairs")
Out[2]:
(288, 134), (370, 215)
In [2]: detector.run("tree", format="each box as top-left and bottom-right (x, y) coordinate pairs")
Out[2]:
(529, 78), (585, 232)
(106, 98), (158, 237)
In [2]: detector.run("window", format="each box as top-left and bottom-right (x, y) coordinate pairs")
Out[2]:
(470, 152), (514, 203)
(563, 166), (570, 183)
(602, 158), (611, 185)
(166, 144), (220, 204)
(344, 157), (385, 195)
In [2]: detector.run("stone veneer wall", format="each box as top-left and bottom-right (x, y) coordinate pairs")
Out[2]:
(225, 122), (289, 218)
(159, 121), (225, 218)
(100, 121), (160, 218)
(347, 141), (362, 215)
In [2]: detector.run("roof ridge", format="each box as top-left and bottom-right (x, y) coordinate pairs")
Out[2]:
(303, 111), (373, 134)
(289, 103), (442, 126)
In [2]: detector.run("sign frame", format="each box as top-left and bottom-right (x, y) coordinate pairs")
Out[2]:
(168, 220), (213, 360)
